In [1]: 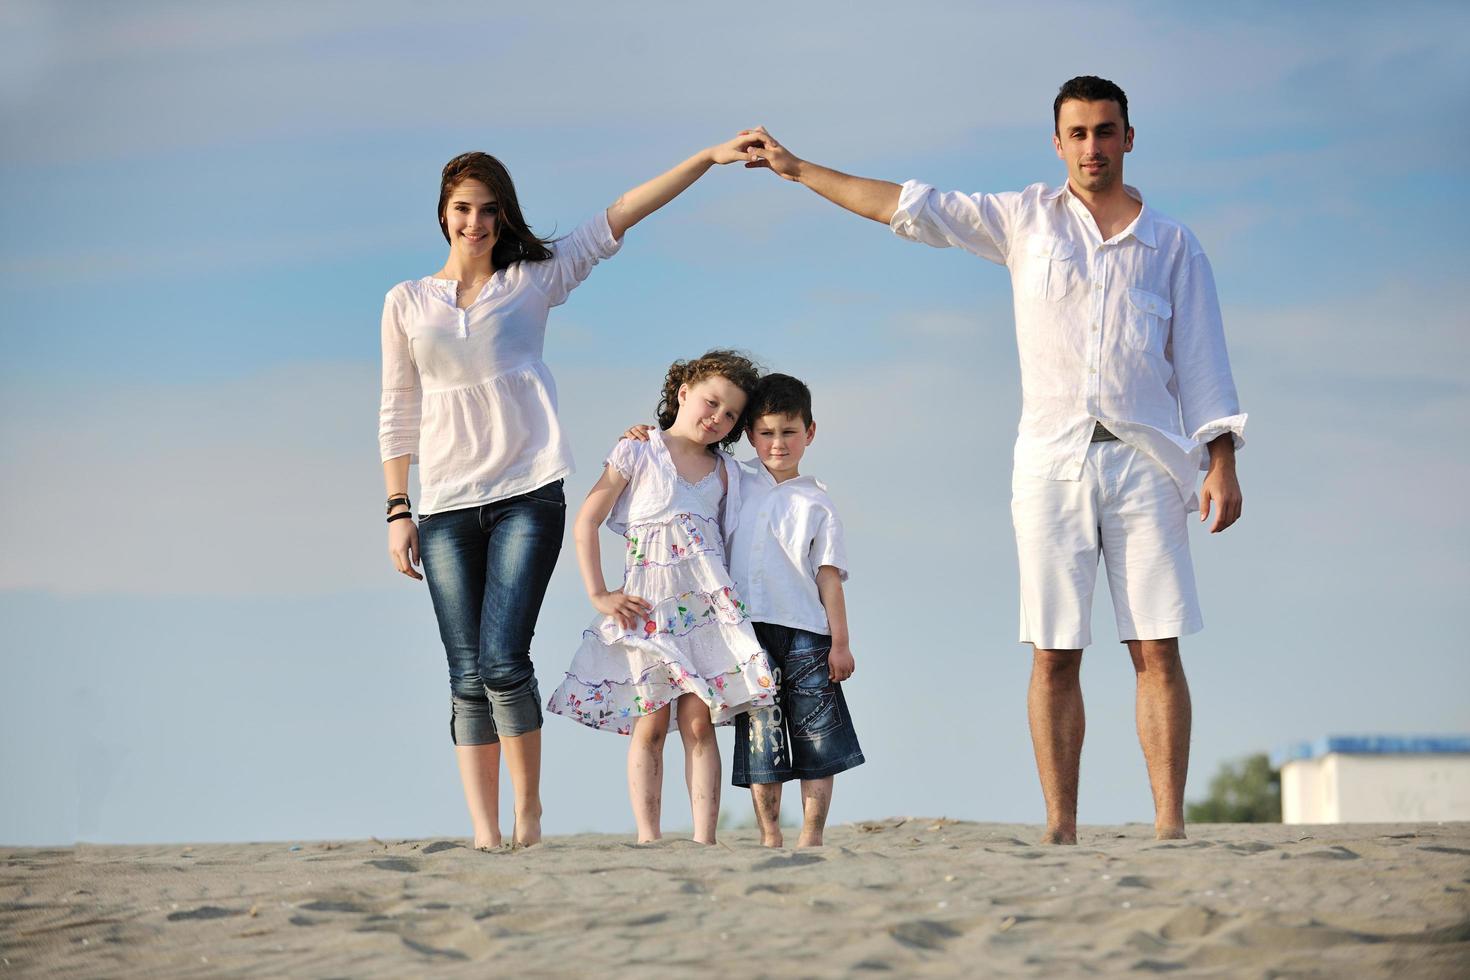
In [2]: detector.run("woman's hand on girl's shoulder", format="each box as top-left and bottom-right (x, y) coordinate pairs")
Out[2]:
(621, 424), (653, 442)
(592, 589), (652, 631)
(388, 518), (423, 581)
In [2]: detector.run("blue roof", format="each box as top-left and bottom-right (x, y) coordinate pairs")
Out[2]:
(1272, 735), (1470, 768)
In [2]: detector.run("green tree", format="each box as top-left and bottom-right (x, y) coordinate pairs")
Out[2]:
(1186, 752), (1282, 823)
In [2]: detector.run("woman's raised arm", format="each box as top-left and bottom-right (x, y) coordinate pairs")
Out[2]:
(604, 135), (752, 240)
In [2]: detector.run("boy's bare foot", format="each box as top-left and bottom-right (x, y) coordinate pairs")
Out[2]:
(1155, 825), (1187, 840)
(1039, 826), (1078, 845)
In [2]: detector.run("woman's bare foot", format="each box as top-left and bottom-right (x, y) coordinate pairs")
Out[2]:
(511, 802), (543, 847)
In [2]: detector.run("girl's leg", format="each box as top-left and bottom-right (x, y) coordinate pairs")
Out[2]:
(479, 483), (566, 846)
(455, 743), (503, 848)
(629, 707), (671, 842)
(676, 693), (721, 844)
(796, 776), (834, 847)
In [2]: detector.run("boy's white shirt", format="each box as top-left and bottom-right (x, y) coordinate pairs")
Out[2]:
(727, 458), (849, 635)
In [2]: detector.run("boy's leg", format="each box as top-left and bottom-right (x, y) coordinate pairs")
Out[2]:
(796, 776), (833, 847)
(676, 693), (721, 844)
(751, 782), (783, 847)
(628, 706), (671, 842)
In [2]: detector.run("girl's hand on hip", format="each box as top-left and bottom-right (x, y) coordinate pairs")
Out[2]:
(593, 589), (652, 631)
(389, 519), (423, 581)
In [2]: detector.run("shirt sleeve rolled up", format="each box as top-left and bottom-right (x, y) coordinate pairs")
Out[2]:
(378, 288), (422, 464)
(889, 180), (1012, 265)
(527, 211), (624, 308)
(1170, 250), (1246, 455)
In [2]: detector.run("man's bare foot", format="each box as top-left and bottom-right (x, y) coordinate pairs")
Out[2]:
(1155, 825), (1187, 840)
(1039, 827), (1078, 845)
(760, 833), (784, 848)
(796, 834), (823, 848)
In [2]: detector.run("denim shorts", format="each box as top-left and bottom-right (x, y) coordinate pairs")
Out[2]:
(417, 480), (565, 745)
(732, 622), (865, 786)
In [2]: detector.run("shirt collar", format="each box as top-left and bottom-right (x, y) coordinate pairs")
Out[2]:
(742, 458), (823, 491)
(1046, 181), (1158, 249)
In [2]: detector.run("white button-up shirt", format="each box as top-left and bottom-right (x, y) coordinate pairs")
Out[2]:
(891, 180), (1246, 498)
(378, 213), (621, 514)
(727, 460), (848, 635)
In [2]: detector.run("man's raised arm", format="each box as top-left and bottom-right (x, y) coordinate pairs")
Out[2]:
(738, 126), (900, 224)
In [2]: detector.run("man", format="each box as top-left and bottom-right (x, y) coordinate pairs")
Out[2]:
(737, 76), (1245, 843)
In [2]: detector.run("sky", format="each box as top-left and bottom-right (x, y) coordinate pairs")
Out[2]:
(2, 0), (1468, 845)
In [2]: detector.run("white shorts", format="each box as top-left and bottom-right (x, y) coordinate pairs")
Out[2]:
(1011, 440), (1203, 649)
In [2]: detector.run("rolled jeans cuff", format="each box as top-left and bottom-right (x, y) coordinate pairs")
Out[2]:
(449, 675), (544, 745)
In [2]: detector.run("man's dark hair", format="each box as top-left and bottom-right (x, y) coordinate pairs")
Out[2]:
(748, 373), (813, 429)
(1053, 76), (1129, 134)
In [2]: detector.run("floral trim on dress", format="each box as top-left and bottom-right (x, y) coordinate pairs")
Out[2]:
(633, 586), (748, 639)
(624, 512), (722, 569)
(548, 646), (775, 735)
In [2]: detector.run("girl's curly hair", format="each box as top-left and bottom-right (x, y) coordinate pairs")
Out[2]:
(655, 349), (762, 449)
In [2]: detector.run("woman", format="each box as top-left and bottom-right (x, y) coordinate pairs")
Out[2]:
(379, 138), (750, 848)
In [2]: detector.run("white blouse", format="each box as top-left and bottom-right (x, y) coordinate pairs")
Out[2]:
(603, 429), (744, 540)
(378, 212), (622, 515)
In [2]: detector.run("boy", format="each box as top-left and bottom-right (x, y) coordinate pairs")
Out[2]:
(726, 373), (864, 848)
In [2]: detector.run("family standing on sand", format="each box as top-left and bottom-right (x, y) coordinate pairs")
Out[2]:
(377, 76), (1246, 849)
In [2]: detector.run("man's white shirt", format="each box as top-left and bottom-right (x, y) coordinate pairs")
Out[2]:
(890, 180), (1246, 500)
(726, 460), (848, 635)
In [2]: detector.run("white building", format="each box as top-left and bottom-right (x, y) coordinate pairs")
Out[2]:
(1274, 736), (1470, 824)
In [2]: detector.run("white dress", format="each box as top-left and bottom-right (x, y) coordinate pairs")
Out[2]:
(547, 434), (775, 734)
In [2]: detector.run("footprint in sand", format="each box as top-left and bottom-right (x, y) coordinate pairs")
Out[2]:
(422, 841), (462, 855)
(889, 919), (962, 951)
(751, 853), (824, 871)
(366, 858), (419, 873)
(299, 899), (370, 913)
(165, 905), (242, 922)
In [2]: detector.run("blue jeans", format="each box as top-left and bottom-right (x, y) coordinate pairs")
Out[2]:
(733, 623), (865, 786)
(418, 480), (565, 744)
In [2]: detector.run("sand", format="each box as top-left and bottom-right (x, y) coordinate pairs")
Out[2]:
(4, 820), (1468, 977)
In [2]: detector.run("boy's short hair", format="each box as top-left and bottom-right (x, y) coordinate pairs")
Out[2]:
(748, 373), (813, 428)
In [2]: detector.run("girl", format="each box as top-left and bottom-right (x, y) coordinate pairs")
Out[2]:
(379, 140), (752, 850)
(547, 351), (775, 844)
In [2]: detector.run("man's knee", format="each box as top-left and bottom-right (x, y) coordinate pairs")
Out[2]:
(1033, 647), (1083, 684)
(1129, 638), (1184, 679)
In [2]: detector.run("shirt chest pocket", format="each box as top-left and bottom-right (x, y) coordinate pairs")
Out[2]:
(1024, 234), (1078, 302)
(1124, 287), (1171, 357)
